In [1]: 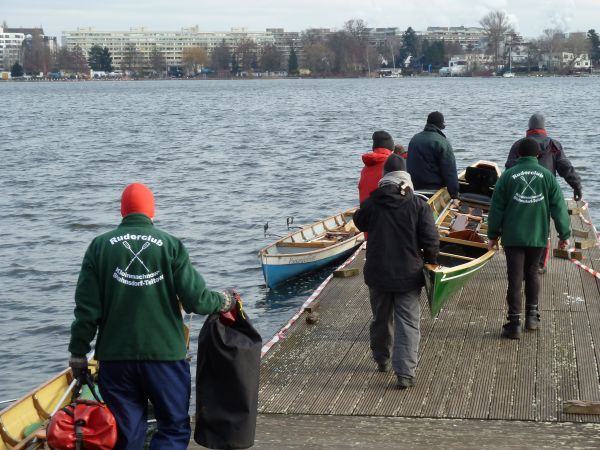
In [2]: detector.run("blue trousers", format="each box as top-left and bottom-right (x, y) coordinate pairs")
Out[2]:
(98, 360), (191, 450)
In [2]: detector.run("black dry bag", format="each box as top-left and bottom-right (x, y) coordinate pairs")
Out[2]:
(194, 300), (262, 449)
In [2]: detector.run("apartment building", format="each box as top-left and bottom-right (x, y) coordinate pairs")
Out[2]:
(0, 27), (24, 70)
(62, 26), (293, 70)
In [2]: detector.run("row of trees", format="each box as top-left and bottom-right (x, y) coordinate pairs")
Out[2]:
(8, 13), (600, 78)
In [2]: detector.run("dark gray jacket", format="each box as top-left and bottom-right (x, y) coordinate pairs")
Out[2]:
(353, 184), (439, 293)
(407, 124), (459, 198)
(505, 132), (581, 192)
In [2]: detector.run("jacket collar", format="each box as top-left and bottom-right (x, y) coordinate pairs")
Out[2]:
(516, 156), (540, 165)
(119, 213), (154, 227)
(526, 129), (547, 137)
(424, 123), (446, 137)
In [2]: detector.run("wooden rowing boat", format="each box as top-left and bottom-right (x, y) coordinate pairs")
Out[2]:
(424, 160), (501, 316)
(0, 363), (98, 450)
(259, 208), (365, 288)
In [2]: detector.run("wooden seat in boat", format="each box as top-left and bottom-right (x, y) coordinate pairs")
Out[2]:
(276, 240), (337, 248)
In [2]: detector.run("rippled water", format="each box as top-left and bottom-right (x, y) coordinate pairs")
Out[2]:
(1, 77), (598, 401)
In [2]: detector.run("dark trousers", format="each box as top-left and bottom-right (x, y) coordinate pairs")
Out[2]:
(98, 360), (191, 450)
(504, 246), (546, 317)
(368, 287), (421, 378)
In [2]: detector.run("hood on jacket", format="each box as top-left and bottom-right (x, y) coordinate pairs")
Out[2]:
(423, 123), (447, 138)
(378, 170), (414, 191)
(362, 148), (392, 166)
(370, 176), (414, 208)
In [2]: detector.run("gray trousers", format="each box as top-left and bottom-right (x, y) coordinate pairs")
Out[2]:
(368, 287), (421, 378)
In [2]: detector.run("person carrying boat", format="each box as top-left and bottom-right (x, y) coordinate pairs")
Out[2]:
(358, 130), (395, 204)
(353, 155), (439, 389)
(505, 112), (582, 274)
(68, 182), (237, 450)
(487, 138), (571, 340)
(407, 111), (459, 199)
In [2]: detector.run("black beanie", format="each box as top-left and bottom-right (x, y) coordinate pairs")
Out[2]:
(372, 130), (394, 151)
(427, 111), (445, 129)
(383, 153), (407, 175)
(518, 137), (541, 157)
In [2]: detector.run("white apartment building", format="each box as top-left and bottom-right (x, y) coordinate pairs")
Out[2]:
(0, 27), (25, 70)
(62, 26), (285, 70)
(424, 26), (486, 50)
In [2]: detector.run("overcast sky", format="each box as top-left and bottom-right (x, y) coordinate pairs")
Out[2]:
(2, 0), (599, 40)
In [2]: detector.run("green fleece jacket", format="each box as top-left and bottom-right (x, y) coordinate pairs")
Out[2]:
(487, 157), (571, 247)
(68, 214), (225, 360)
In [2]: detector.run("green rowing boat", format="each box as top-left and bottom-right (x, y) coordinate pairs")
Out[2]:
(424, 161), (501, 316)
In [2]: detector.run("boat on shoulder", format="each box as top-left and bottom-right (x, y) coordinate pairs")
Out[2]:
(0, 362), (98, 450)
(259, 208), (364, 288)
(424, 160), (502, 316)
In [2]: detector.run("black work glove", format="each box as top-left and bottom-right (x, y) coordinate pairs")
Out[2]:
(573, 187), (582, 202)
(69, 354), (89, 382)
(220, 288), (240, 312)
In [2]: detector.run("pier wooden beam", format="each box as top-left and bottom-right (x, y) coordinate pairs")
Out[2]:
(572, 228), (592, 239)
(563, 400), (600, 415)
(333, 268), (359, 278)
(575, 239), (597, 250)
(553, 248), (583, 261)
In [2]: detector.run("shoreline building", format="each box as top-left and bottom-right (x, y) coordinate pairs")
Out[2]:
(0, 27), (24, 71)
(62, 26), (301, 73)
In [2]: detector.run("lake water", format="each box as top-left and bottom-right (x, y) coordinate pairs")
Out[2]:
(1, 77), (598, 402)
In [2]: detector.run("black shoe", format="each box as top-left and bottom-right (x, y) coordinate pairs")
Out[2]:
(377, 362), (391, 373)
(396, 375), (416, 390)
(502, 321), (521, 339)
(526, 313), (540, 331)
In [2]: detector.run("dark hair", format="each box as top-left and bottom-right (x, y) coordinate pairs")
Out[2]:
(372, 130), (394, 151)
(383, 153), (407, 175)
(427, 111), (445, 129)
(518, 137), (541, 157)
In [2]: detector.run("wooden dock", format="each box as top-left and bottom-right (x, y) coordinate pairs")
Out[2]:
(191, 205), (600, 448)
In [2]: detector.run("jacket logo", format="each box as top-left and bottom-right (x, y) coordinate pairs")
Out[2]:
(123, 241), (150, 273)
(112, 240), (164, 287)
(513, 173), (544, 204)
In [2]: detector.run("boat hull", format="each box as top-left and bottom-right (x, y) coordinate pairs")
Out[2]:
(261, 243), (360, 288)
(259, 208), (364, 288)
(424, 161), (501, 316)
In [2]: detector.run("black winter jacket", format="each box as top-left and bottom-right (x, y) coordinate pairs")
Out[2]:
(353, 184), (439, 293)
(505, 132), (582, 192)
(407, 124), (459, 198)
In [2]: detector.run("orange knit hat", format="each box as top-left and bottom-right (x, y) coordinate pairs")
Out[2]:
(120, 183), (155, 218)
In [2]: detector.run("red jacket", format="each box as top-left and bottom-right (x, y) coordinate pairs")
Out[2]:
(358, 148), (392, 204)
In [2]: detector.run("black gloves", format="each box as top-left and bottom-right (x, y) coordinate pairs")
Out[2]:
(69, 354), (89, 382)
(574, 187), (582, 202)
(220, 288), (240, 312)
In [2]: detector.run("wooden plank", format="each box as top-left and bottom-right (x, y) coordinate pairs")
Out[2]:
(553, 248), (583, 261)
(332, 268), (359, 278)
(575, 239), (597, 250)
(564, 400), (600, 414)
(276, 240), (336, 248)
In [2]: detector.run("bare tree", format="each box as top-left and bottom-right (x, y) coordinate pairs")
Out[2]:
(302, 42), (334, 74)
(121, 44), (140, 74)
(235, 38), (257, 72)
(480, 10), (514, 71)
(259, 43), (281, 72)
(211, 40), (230, 71)
(22, 31), (50, 76)
(182, 46), (208, 75)
(538, 28), (565, 72)
(149, 46), (165, 77)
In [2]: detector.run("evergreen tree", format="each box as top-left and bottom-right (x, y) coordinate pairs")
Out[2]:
(88, 45), (104, 70)
(100, 47), (113, 72)
(230, 52), (239, 75)
(288, 47), (298, 74)
(11, 62), (24, 77)
(400, 27), (418, 66)
(588, 29), (600, 65)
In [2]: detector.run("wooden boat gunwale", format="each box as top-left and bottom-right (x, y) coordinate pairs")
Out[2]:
(424, 160), (501, 316)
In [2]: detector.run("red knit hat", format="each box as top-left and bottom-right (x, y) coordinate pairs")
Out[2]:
(120, 183), (155, 218)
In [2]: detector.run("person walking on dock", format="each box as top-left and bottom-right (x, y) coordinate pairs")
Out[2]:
(407, 111), (459, 199)
(505, 113), (582, 274)
(68, 182), (237, 450)
(358, 130), (394, 204)
(488, 138), (571, 340)
(354, 155), (439, 389)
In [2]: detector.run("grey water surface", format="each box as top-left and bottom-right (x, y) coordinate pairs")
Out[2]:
(0, 77), (598, 401)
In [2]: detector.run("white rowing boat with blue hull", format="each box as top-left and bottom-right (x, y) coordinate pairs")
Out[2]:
(259, 208), (364, 288)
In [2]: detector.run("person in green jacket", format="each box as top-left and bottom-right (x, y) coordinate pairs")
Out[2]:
(68, 182), (236, 450)
(487, 138), (571, 340)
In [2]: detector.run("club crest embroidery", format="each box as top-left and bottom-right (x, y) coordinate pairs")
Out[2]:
(109, 234), (165, 287)
(512, 170), (544, 204)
